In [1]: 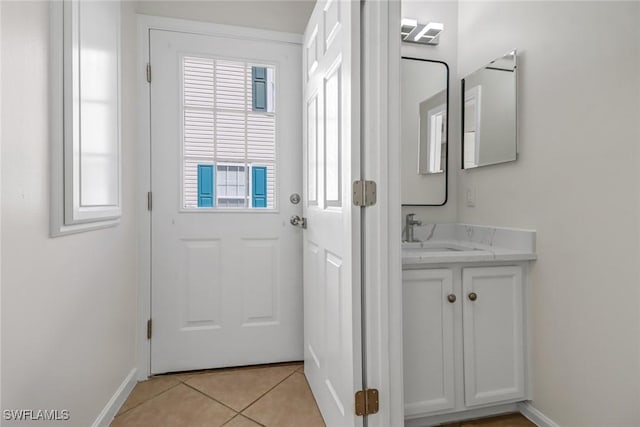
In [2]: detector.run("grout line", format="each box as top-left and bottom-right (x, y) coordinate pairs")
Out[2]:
(166, 362), (303, 425)
(237, 364), (301, 413)
(239, 413), (267, 427)
(115, 364), (304, 424)
(176, 363), (303, 412)
(165, 360), (304, 380)
(221, 413), (266, 427)
(181, 381), (241, 415)
(113, 382), (182, 418)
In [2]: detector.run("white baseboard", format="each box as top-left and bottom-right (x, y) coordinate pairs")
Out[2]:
(405, 403), (520, 427)
(518, 402), (560, 427)
(91, 368), (138, 427)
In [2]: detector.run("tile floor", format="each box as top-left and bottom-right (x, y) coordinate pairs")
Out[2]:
(111, 362), (535, 427)
(441, 413), (536, 427)
(111, 362), (325, 427)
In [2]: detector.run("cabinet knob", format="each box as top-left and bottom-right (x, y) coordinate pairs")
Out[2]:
(447, 294), (456, 303)
(468, 292), (477, 301)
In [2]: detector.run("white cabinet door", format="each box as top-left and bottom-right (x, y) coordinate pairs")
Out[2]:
(403, 269), (456, 416)
(462, 266), (525, 407)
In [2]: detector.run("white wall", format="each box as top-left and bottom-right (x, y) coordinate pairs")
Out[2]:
(457, 2), (640, 425)
(134, 0), (315, 34)
(401, 0), (458, 224)
(1, 1), (138, 425)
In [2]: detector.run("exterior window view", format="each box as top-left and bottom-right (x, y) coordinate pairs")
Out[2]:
(183, 56), (276, 209)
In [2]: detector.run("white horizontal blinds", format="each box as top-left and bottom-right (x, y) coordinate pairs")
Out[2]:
(182, 55), (276, 209)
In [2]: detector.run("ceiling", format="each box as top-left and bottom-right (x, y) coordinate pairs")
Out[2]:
(135, 0), (316, 34)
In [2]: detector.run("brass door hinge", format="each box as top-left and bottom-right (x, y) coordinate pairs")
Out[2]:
(146, 63), (152, 83)
(147, 192), (152, 211)
(355, 388), (379, 416)
(147, 319), (152, 340)
(352, 180), (377, 207)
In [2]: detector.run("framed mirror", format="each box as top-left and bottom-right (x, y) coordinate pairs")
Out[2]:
(401, 57), (449, 206)
(462, 49), (517, 169)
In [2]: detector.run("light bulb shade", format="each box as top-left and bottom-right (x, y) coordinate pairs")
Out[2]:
(401, 20), (444, 45)
(414, 22), (444, 41)
(401, 18), (417, 37)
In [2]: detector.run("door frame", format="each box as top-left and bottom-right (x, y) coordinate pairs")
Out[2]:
(135, 5), (401, 426)
(360, 1), (403, 426)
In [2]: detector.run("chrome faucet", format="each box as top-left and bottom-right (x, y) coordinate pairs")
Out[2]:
(404, 213), (422, 242)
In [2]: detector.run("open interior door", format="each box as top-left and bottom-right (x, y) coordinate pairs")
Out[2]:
(302, 0), (363, 425)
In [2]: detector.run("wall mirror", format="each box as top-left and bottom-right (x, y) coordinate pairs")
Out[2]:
(462, 49), (517, 169)
(401, 57), (449, 206)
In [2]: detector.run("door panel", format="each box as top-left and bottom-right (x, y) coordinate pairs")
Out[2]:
(241, 239), (278, 326)
(324, 61), (342, 205)
(182, 239), (222, 328)
(150, 29), (303, 374)
(303, 0), (362, 425)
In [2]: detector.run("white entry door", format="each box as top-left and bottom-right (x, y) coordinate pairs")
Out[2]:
(150, 29), (303, 374)
(303, 1), (363, 426)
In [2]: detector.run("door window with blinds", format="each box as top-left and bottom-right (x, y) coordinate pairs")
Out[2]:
(182, 56), (276, 209)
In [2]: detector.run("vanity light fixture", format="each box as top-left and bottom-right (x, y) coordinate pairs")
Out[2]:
(401, 18), (418, 37)
(401, 19), (444, 45)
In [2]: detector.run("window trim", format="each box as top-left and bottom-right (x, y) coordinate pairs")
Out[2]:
(215, 162), (249, 208)
(463, 85), (482, 169)
(425, 103), (445, 174)
(49, 0), (122, 236)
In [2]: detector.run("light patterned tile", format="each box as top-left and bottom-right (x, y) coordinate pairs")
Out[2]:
(117, 376), (180, 415)
(176, 363), (302, 382)
(111, 384), (236, 427)
(223, 414), (263, 427)
(243, 372), (325, 427)
(185, 365), (298, 411)
(459, 414), (536, 427)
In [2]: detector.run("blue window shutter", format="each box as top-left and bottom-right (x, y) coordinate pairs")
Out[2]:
(252, 166), (267, 208)
(197, 164), (215, 207)
(252, 67), (267, 112)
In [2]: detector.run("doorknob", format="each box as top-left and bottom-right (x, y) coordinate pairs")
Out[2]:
(468, 292), (477, 301)
(290, 215), (307, 229)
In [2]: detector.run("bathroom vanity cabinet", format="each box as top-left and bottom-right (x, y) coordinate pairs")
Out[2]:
(403, 264), (528, 423)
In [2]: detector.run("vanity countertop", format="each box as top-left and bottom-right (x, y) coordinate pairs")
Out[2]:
(402, 223), (537, 267)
